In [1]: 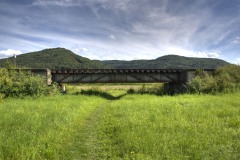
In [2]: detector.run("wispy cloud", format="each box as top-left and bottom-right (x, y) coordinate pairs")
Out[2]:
(0, 0), (239, 62)
(32, 0), (84, 6)
(158, 47), (220, 59)
(232, 37), (240, 44)
(109, 34), (116, 40)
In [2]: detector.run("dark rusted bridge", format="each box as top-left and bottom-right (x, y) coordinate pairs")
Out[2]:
(51, 69), (200, 83)
(30, 68), (214, 83)
(28, 68), (214, 93)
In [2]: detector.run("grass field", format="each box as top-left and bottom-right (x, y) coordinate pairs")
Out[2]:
(0, 90), (240, 159)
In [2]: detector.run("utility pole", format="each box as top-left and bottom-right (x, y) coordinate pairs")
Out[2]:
(14, 54), (16, 69)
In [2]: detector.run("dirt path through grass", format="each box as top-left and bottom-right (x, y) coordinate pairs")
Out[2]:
(67, 100), (116, 159)
(71, 102), (106, 159)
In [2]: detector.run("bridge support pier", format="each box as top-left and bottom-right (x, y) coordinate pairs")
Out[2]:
(58, 83), (66, 94)
(164, 83), (188, 95)
(62, 84), (66, 93)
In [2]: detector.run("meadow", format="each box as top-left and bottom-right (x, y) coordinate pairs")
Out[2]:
(0, 86), (240, 159)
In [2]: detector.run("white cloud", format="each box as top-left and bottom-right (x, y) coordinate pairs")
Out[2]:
(236, 58), (240, 64)
(195, 52), (220, 58)
(72, 47), (88, 54)
(109, 34), (116, 40)
(33, 0), (80, 6)
(81, 48), (88, 52)
(81, 52), (100, 60)
(231, 36), (240, 44)
(0, 49), (22, 59)
(32, 0), (109, 7)
(159, 46), (220, 59)
(1, 0), (236, 62)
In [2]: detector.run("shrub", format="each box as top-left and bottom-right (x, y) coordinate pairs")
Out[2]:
(127, 84), (165, 95)
(0, 68), (59, 97)
(127, 88), (135, 94)
(45, 82), (61, 96)
(188, 65), (240, 94)
(215, 65), (240, 92)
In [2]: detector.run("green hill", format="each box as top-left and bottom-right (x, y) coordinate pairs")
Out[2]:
(102, 55), (229, 69)
(0, 48), (107, 69)
(0, 48), (229, 69)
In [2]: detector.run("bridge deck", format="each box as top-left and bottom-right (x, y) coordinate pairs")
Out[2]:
(51, 69), (214, 74)
(19, 68), (215, 84)
(49, 69), (215, 84)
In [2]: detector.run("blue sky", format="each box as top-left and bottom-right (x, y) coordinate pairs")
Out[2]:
(0, 0), (240, 63)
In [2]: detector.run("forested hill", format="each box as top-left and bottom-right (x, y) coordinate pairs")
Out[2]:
(0, 48), (229, 69)
(0, 48), (107, 69)
(102, 55), (229, 69)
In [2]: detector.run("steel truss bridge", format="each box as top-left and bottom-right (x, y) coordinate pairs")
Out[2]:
(28, 68), (214, 84)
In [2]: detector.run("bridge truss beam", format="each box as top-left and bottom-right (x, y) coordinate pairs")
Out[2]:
(51, 69), (200, 84)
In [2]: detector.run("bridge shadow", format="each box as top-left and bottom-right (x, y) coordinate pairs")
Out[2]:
(76, 89), (127, 100)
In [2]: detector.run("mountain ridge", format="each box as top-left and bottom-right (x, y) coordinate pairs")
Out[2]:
(0, 48), (108, 69)
(0, 48), (229, 69)
(102, 55), (229, 69)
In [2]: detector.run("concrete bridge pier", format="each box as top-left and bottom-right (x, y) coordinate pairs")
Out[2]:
(163, 70), (195, 94)
(61, 84), (66, 93)
(57, 83), (66, 93)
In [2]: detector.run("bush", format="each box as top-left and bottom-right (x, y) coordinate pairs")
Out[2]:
(45, 82), (61, 96)
(127, 88), (135, 94)
(127, 84), (165, 95)
(215, 65), (240, 92)
(0, 68), (59, 97)
(188, 65), (240, 94)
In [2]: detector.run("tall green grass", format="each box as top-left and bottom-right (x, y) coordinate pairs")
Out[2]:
(96, 93), (240, 159)
(0, 95), (107, 159)
(0, 93), (239, 159)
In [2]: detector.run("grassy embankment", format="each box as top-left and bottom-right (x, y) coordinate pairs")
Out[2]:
(0, 89), (239, 159)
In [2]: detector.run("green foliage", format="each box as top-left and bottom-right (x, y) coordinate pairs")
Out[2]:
(127, 84), (165, 95)
(0, 68), (57, 97)
(188, 65), (240, 94)
(127, 88), (135, 94)
(215, 64), (240, 92)
(79, 89), (124, 100)
(4, 59), (15, 69)
(45, 82), (61, 96)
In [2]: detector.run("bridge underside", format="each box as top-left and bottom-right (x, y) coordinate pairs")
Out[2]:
(51, 69), (197, 84)
(52, 73), (183, 83)
(26, 69), (215, 94)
